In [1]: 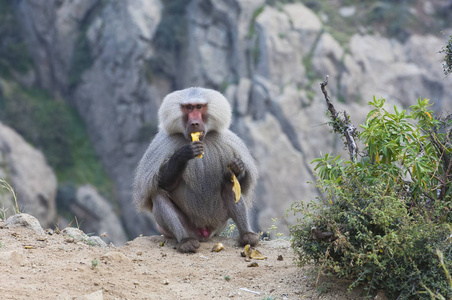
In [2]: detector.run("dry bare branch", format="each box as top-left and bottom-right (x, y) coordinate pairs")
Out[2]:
(320, 76), (358, 162)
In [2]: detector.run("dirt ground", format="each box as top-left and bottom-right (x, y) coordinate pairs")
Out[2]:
(0, 219), (366, 300)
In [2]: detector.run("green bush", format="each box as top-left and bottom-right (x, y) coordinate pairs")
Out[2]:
(290, 97), (452, 298)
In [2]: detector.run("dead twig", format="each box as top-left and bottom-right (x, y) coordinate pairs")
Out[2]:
(320, 75), (358, 162)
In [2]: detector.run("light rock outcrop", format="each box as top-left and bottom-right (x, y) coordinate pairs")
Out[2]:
(0, 123), (57, 228)
(341, 34), (452, 113)
(244, 114), (317, 231)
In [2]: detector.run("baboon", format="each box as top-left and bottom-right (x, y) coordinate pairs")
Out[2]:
(133, 87), (259, 253)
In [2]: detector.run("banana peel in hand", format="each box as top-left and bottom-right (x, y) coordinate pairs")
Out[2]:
(190, 132), (203, 158)
(192, 131), (241, 203)
(231, 173), (241, 203)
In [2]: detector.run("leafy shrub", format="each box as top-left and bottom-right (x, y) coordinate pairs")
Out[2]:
(290, 97), (452, 298)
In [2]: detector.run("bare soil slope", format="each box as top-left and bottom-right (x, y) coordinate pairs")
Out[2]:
(0, 221), (364, 299)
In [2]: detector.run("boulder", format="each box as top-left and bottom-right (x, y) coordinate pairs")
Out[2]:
(0, 123), (57, 228)
(62, 227), (107, 247)
(4, 213), (45, 235)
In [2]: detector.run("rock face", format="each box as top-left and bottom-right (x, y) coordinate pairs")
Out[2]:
(72, 185), (128, 245)
(11, 0), (452, 237)
(56, 183), (128, 245)
(343, 34), (452, 113)
(0, 123), (57, 228)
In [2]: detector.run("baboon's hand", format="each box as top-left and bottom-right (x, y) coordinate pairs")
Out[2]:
(190, 140), (204, 158)
(229, 158), (245, 177)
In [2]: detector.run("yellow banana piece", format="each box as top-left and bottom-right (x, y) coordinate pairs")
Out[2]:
(231, 173), (241, 203)
(190, 132), (203, 158)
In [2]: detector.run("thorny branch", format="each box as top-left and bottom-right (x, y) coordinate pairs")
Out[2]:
(429, 116), (452, 200)
(320, 75), (357, 162)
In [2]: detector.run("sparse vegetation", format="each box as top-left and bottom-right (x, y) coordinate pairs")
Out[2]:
(0, 208), (7, 221)
(148, 0), (189, 80)
(220, 222), (237, 238)
(0, 178), (20, 219)
(0, 82), (113, 197)
(67, 0), (103, 87)
(300, 0), (452, 44)
(91, 259), (99, 269)
(68, 30), (93, 87)
(153, 0), (188, 52)
(247, 5), (265, 38)
(264, 218), (284, 241)
(245, 4), (264, 73)
(251, 38), (261, 67)
(0, 0), (32, 78)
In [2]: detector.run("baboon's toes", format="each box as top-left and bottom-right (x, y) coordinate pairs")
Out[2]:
(238, 232), (259, 247)
(177, 238), (200, 253)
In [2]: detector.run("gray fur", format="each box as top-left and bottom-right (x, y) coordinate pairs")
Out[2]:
(133, 87), (259, 248)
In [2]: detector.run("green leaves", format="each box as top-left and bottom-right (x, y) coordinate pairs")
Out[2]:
(311, 153), (343, 182)
(357, 97), (445, 201)
(361, 97), (414, 165)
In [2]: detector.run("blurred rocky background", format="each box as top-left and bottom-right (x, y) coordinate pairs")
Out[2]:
(0, 0), (451, 245)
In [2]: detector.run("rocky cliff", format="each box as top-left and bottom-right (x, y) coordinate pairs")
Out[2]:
(1, 0), (451, 241)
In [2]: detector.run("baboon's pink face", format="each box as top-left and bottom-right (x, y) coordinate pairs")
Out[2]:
(181, 103), (207, 139)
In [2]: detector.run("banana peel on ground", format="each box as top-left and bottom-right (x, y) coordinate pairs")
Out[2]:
(211, 243), (224, 252)
(241, 244), (267, 261)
